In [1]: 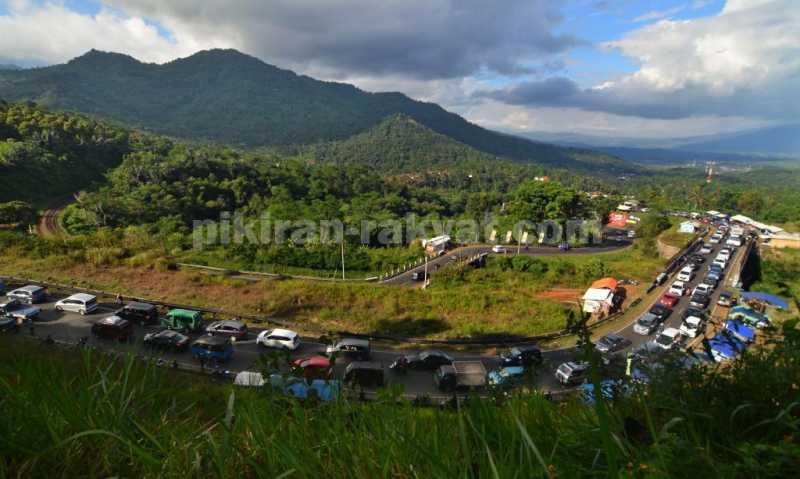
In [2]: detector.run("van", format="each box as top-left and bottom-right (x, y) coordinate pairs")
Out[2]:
(161, 308), (203, 333)
(555, 361), (589, 385)
(343, 362), (385, 388)
(55, 293), (98, 315)
(115, 301), (158, 325)
(7, 285), (46, 304)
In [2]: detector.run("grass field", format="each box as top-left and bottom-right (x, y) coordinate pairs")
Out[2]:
(0, 246), (664, 339)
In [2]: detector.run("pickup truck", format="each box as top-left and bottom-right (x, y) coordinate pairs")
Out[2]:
(0, 298), (41, 321)
(434, 361), (487, 392)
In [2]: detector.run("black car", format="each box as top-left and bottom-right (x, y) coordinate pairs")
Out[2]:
(689, 293), (710, 309)
(499, 345), (543, 367)
(690, 254), (706, 265)
(389, 350), (454, 371)
(649, 304), (672, 321)
(326, 338), (371, 360)
(143, 330), (190, 351)
(115, 301), (159, 325)
(343, 361), (384, 387)
(594, 333), (631, 354)
(411, 271), (425, 281)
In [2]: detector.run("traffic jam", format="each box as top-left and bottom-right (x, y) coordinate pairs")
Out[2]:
(0, 221), (772, 402)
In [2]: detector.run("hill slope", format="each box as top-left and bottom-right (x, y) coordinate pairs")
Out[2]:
(675, 124), (800, 157)
(0, 49), (631, 173)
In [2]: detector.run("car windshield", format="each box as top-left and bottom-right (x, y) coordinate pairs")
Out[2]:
(557, 364), (573, 375)
(656, 334), (674, 346)
(639, 315), (656, 326)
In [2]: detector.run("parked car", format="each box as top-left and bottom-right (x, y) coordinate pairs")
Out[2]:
(555, 361), (589, 385)
(293, 356), (332, 380)
(7, 285), (46, 304)
(633, 312), (661, 335)
(712, 258), (727, 270)
(0, 315), (19, 333)
(257, 328), (300, 351)
(726, 236), (743, 247)
(491, 245), (507, 254)
(499, 345), (543, 367)
(326, 338), (371, 360)
(594, 333), (630, 354)
(343, 361), (384, 388)
(717, 291), (735, 307)
(699, 244), (713, 255)
(488, 366), (525, 387)
(0, 298), (40, 321)
(680, 314), (705, 338)
(649, 304), (672, 321)
(434, 361), (487, 392)
(161, 308), (203, 333)
(206, 320), (248, 340)
(693, 283), (713, 296)
(709, 235), (721, 244)
(389, 350), (454, 371)
(668, 281), (687, 296)
(658, 293), (680, 309)
(191, 335), (234, 363)
(114, 301), (158, 325)
(91, 315), (134, 342)
(689, 293), (710, 309)
(143, 329), (190, 351)
(55, 293), (98, 315)
(411, 271), (425, 281)
(677, 267), (693, 282)
(717, 251), (731, 262)
(689, 254), (705, 266)
(654, 327), (682, 350)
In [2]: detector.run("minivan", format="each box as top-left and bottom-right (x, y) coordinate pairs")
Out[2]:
(55, 293), (98, 315)
(115, 301), (158, 325)
(7, 285), (47, 304)
(555, 361), (589, 385)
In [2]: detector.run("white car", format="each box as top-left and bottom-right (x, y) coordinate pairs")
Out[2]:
(256, 328), (300, 350)
(712, 259), (727, 270)
(726, 236), (742, 247)
(693, 283), (713, 296)
(654, 327), (682, 350)
(677, 268), (693, 282)
(491, 245), (507, 254)
(55, 293), (98, 315)
(716, 252), (730, 262)
(699, 244), (713, 255)
(668, 281), (687, 296)
(709, 236), (721, 244)
(680, 316), (704, 338)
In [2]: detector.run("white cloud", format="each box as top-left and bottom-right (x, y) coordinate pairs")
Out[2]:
(633, 5), (686, 23)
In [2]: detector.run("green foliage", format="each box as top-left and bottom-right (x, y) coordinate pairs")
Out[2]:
(0, 200), (34, 224)
(507, 180), (582, 224)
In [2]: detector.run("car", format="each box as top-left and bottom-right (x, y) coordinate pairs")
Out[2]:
(499, 345), (543, 367)
(653, 327), (682, 350)
(649, 304), (672, 321)
(343, 361), (384, 388)
(55, 293), (98, 315)
(326, 338), (371, 360)
(658, 293), (680, 308)
(90, 315), (134, 342)
(411, 271), (425, 281)
(699, 244), (713, 255)
(709, 235), (721, 244)
(143, 329), (190, 350)
(191, 335), (234, 364)
(161, 308), (203, 333)
(594, 333), (630, 354)
(689, 293), (710, 309)
(0, 315), (20, 333)
(693, 283), (713, 296)
(668, 281), (687, 296)
(726, 236), (743, 247)
(0, 298), (40, 321)
(257, 328), (300, 351)
(679, 315), (704, 338)
(689, 254), (705, 266)
(389, 350), (454, 371)
(683, 307), (706, 321)
(676, 268), (693, 282)
(717, 291), (736, 307)
(712, 258), (727, 269)
(705, 272), (721, 285)
(491, 245), (507, 254)
(114, 301), (158, 325)
(488, 366), (525, 387)
(205, 320), (248, 340)
(7, 285), (46, 304)
(555, 361), (589, 385)
(292, 355), (332, 380)
(633, 312), (661, 335)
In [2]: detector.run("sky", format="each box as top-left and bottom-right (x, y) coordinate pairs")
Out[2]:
(0, 0), (797, 139)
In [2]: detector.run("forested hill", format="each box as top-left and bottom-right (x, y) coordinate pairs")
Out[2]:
(0, 49), (631, 173)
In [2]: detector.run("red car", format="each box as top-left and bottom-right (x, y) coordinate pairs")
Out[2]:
(292, 356), (332, 380)
(658, 293), (680, 308)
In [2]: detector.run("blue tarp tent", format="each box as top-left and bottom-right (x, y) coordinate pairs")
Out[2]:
(741, 292), (789, 309)
(724, 320), (755, 343)
(709, 333), (747, 362)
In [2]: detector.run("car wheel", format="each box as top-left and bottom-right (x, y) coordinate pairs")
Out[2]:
(56, 306), (62, 312)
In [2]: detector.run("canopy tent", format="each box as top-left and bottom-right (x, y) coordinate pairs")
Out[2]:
(582, 288), (615, 314)
(591, 277), (618, 290)
(741, 292), (789, 309)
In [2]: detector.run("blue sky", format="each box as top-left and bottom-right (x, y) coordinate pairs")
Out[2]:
(0, 0), (795, 139)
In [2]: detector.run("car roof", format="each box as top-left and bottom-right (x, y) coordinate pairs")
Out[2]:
(67, 293), (96, 301)
(126, 301), (156, 311)
(336, 337), (369, 347)
(661, 327), (681, 337)
(345, 361), (382, 371)
(194, 335), (230, 346)
(17, 285), (44, 292)
(98, 315), (128, 326)
(212, 320), (245, 327)
(268, 328), (298, 338)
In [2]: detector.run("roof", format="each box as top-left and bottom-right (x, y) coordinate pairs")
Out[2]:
(68, 293), (96, 302)
(125, 301), (156, 311)
(740, 292), (789, 309)
(193, 335), (230, 346)
(295, 356), (331, 368)
(167, 308), (201, 318)
(17, 285), (44, 292)
(582, 288), (614, 302)
(269, 328), (298, 338)
(725, 320), (755, 341)
(98, 315), (127, 326)
(422, 235), (451, 247)
(590, 277), (618, 290)
(710, 333), (746, 357)
(234, 371), (265, 387)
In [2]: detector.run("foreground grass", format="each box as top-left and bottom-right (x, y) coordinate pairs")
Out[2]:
(0, 246), (662, 339)
(2, 322), (799, 478)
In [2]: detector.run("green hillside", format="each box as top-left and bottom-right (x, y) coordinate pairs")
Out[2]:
(0, 49), (631, 173)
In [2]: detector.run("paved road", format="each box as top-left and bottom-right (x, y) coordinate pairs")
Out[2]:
(384, 239), (632, 285)
(4, 228), (746, 399)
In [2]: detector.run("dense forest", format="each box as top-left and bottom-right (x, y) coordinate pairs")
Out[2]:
(0, 49), (632, 173)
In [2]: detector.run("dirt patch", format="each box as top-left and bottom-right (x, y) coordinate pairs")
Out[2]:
(533, 288), (581, 303)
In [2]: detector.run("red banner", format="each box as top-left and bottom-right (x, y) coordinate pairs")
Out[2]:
(608, 212), (628, 228)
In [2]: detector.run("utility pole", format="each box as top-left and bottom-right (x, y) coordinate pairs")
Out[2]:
(341, 240), (346, 280)
(424, 254), (429, 283)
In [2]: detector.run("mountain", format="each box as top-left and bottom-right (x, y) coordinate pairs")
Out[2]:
(0, 49), (632, 173)
(0, 64), (20, 71)
(675, 124), (800, 157)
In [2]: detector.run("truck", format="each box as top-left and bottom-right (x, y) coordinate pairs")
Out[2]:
(434, 361), (487, 392)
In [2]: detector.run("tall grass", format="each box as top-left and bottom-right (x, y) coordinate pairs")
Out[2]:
(1, 323), (799, 477)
